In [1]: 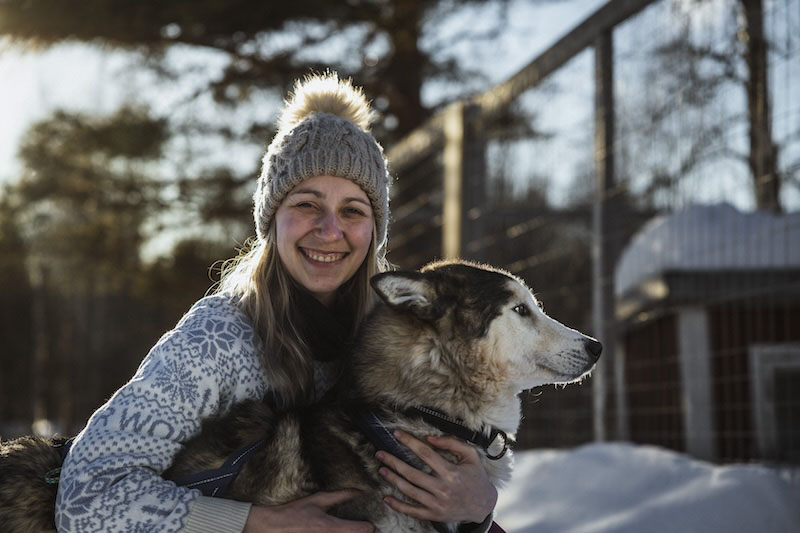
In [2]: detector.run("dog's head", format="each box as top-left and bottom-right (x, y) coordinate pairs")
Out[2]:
(354, 260), (601, 428)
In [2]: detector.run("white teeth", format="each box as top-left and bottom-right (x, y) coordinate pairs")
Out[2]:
(303, 249), (346, 263)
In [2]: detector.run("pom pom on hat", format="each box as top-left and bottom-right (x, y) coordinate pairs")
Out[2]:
(253, 72), (391, 253)
(278, 72), (376, 133)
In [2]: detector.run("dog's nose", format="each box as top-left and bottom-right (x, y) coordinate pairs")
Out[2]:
(584, 339), (603, 360)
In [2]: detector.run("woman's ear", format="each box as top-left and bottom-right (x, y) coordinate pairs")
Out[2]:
(370, 271), (439, 320)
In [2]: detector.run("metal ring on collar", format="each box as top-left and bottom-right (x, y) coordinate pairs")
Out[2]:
(485, 430), (509, 460)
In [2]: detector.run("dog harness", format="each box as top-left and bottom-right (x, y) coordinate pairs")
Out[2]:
(353, 408), (421, 465)
(51, 397), (508, 531)
(50, 392), (285, 498)
(355, 405), (512, 461)
(159, 389), (285, 497)
(50, 433), (266, 498)
(168, 438), (268, 497)
(354, 405), (513, 533)
(43, 438), (73, 485)
(401, 405), (513, 460)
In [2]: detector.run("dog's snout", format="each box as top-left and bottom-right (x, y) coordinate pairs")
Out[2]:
(584, 339), (602, 360)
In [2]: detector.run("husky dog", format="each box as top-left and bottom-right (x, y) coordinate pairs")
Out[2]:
(0, 260), (601, 532)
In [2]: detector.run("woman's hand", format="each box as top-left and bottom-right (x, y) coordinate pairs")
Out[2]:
(375, 430), (497, 524)
(243, 489), (375, 533)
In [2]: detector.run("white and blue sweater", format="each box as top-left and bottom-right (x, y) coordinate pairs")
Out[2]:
(54, 293), (340, 533)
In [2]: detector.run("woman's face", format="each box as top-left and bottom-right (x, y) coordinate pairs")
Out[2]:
(275, 175), (374, 306)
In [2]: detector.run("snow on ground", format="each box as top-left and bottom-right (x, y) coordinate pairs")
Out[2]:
(495, 442), (800, 533)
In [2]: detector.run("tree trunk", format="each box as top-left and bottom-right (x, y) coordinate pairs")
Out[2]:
(741, 0), (780, 212)
(382, 0), (427, 138)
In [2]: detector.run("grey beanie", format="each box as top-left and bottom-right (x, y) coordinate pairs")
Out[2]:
(253, 72), (391, 252)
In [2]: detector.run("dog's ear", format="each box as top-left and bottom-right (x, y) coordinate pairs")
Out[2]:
(370, 271), (439, 320)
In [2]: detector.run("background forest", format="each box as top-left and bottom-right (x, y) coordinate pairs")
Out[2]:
(1, 0), (798, 444)
(0, 0), (541, 436)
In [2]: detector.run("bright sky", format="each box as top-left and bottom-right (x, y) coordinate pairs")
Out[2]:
(0, 0), (608, 185)
(2, 0), (796, 213)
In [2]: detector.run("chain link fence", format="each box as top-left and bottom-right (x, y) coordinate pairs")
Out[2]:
(384, 0), (800, 463)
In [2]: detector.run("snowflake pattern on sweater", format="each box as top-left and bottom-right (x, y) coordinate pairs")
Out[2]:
(54, 293), (340, 532)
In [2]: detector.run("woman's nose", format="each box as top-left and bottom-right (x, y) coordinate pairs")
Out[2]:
(315, 210), (343, 240)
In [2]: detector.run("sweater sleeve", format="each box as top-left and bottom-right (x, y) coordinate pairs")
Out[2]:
(458, 512), (495, 533)
(184, 496), (252, 533)
(55, 295), (267, 533)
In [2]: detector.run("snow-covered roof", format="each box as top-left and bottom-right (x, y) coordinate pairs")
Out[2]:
(615, 203), (800, 297)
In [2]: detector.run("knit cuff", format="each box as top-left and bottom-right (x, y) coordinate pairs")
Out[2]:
(183, 496), (252, 533)
(458, 511), (495, 533)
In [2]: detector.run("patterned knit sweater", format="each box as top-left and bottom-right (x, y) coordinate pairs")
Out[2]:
(54, 293), (341, 533)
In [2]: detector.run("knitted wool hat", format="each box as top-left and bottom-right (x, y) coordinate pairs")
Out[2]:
(253, 72), (391, 251)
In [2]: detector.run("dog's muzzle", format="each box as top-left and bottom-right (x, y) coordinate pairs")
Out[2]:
(585, 339), (602, 361)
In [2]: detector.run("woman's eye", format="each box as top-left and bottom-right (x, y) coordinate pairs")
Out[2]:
(344, 207), (366, 217)
(513, 304), (530, 316)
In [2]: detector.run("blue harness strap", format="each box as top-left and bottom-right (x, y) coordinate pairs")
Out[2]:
(353, 408), (418, 465)
(171, 390), (284, 497)
(56, 435), (267, 497)
(42, 438), (74, 484)
(171, 437), (268, 497)
(53, 392), (284, 498)
(57, 438), (74, 462)
(354, 408), (451, 533)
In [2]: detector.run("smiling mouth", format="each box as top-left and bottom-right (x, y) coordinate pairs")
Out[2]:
(301, 248), (348, 263)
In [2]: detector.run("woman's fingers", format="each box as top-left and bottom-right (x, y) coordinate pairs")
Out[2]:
(245, 490), (375, 533)
(382, 493), (440, 521)
(303, 489), (366, 510)
(375, 449), (446, 496)
(390, 430), (454, 476)
(374, 430), (498, 524)
(377, 463), (436, 507)
(424, 433), (482, 464)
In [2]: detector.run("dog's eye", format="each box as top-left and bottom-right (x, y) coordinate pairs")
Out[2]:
(513, 304), (530, 317)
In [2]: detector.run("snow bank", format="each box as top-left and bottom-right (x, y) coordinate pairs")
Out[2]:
(496, 442), (800, 533)
(614, 204), (800, 297)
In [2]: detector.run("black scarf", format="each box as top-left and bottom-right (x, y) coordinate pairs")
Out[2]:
(289, 280), (355, 362)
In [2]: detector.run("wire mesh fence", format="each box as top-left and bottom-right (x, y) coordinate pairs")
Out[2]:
(385, 0), (800, 463)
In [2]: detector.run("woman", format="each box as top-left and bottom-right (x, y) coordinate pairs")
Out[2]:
(55, 72), (497, 532)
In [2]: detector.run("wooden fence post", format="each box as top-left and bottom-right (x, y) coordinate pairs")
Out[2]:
(443, 102), (464, 259)
(442, 102), (487, 260)
(593, 28), (628, 442)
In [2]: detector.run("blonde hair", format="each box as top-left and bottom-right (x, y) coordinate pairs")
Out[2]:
(215, 226), (389, 406)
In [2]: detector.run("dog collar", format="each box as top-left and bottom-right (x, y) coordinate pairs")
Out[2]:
(402, 405), (513, 460)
